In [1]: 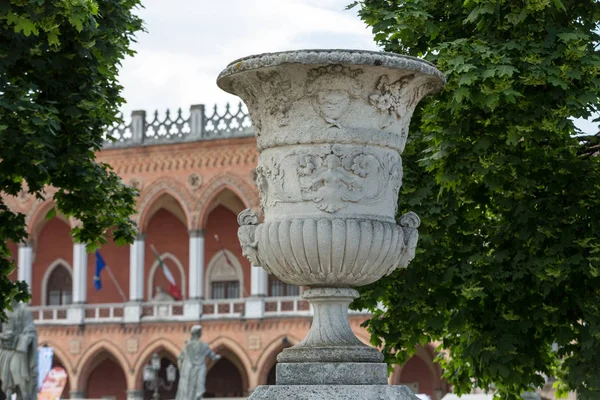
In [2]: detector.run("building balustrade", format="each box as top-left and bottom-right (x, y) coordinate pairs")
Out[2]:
(28, 296), (370, 326)
(104, 103), (253, 148)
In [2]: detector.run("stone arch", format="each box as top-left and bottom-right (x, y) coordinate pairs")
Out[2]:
(208, 336), (252, 378)
(194, 172), (258, 230)
(137, 178), (193, 232)
(390, 344), (446, 394)
(255, 335), (301, 386)
(26, 198), (71, 244)
(133, 337), (181, 389)
(205, 249), (244, 299)
(75, 340), (132, 391)
(2, 194), (21, 214)
(41, 258), (73, 306)
(37, 341), (75, 383)
(206, 337), (252, 397)
(147, 252), (186, 299)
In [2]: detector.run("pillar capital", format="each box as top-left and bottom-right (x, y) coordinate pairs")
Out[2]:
(18, 240), (32, 248)
(127, 390), (144, 400)
(189, 229), (205, 238)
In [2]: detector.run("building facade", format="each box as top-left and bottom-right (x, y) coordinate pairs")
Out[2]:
(4, 103), (449, 400)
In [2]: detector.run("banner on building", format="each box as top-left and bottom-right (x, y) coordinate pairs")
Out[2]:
(37, 346), (54, 390)
(37, 367), (67, 400)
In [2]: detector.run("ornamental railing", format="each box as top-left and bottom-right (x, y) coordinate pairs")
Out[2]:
(28, 297), (370, 325)
(104, 103), (253, 148)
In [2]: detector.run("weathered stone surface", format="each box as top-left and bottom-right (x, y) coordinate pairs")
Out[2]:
(221, 50), (440, 287)
(218, 48), (444, 385)
(276, 288), (383, 364)
(175, 325), (221, 400)
(217, 49), (445, 154)
(276, 362), (388, 385)
(248, 384), (421, 400)
(0, 302), (38, 400)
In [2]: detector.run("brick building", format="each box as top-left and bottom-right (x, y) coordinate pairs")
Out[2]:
(4, 103), (449, 400)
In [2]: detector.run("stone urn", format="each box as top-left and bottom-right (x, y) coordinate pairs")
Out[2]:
(217, 50), (444, 399)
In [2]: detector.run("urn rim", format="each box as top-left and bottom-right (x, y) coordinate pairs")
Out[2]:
(216, 48), (446, 93)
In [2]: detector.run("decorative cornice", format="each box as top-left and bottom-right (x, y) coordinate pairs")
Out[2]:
(97, 139), (258, 175)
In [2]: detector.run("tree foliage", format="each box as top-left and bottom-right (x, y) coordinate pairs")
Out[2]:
(349, 0), (600, 398)
(0, 0), (143, 317)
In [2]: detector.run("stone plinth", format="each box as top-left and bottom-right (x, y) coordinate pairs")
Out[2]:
(249, 384), (421, 399)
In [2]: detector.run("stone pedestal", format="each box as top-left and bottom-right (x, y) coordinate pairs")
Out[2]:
(249, 384), (421, 399)
(277, 288), (381, 364)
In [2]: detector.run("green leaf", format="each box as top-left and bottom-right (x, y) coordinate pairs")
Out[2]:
(497, 65), (517, 77)
(6, 13), (39, 36)
(453, 87), (470, 103)
(44, 207), (56, 220)
(552, 0), (566, 11)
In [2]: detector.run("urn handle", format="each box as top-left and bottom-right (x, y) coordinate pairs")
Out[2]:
(237, 209), (263, 267)
(397, 211), (421, 270)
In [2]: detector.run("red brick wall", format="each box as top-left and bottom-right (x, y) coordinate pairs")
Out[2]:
(204, 205), (251, 297)
(86, 358), (127, 400)
(145, 209), (188, 300)
(399, 355), (434, 396)
(31, 218), (73, 306)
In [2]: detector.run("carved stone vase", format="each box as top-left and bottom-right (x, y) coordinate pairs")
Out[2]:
(217, 50), (444, 399)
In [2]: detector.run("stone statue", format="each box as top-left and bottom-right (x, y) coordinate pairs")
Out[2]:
(175, 325), (221, 400)
(152, 286), (174, 302)
(0, 301), (37, 400)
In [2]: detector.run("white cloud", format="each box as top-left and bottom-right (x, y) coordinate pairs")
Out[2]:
(117, 0), (379, 117)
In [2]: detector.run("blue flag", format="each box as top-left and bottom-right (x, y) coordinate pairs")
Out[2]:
(94, 250), (106, 290)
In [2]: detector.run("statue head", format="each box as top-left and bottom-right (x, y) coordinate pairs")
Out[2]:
(190, 325), (202, 339)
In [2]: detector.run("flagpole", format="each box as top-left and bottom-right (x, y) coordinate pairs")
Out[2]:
(104, 264), (127, 303)
(150, 244), (183, 300)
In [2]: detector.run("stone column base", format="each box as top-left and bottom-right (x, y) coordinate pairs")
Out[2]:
(248, 384), (420, 399)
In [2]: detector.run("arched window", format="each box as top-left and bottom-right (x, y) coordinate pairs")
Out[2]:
(206, 250), (244, 299)
(46, 264), (72, 306)
(268, 276), (299, 297)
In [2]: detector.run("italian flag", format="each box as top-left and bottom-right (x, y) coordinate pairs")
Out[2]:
(150, 245), (183, 301)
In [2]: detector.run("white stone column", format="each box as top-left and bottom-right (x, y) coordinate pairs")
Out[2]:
(126, 390), (144, 400)
(251, 264), (269, 296)
(129, 235), (145, 301)
(17, 243), (33, 289)
(125, 235), (145, 323)
(188, 230), (204, 299)
(184, 230), (204, 320)
(68, 243), (87, 325)
(72, 243), (87, 304)
(246, 265), (269, 319)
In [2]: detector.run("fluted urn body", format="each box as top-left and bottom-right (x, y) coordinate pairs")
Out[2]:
(218, 50), (444, 288)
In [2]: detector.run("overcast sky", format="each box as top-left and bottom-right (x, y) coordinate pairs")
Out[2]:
(117, 0), (378, 116)
(117, 0), (596, 134)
